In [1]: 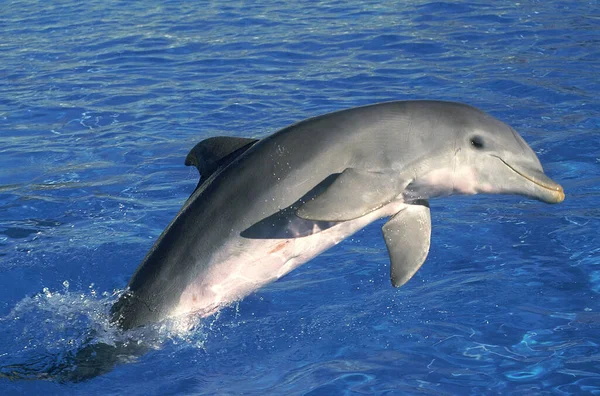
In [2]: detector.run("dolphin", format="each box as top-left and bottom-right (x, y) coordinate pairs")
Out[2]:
(110, 100), (564, 330)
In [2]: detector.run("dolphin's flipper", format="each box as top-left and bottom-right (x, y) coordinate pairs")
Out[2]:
(185, 136), (259, 181)
(296, 168), (403, 221)
(382, 201), (431, 287)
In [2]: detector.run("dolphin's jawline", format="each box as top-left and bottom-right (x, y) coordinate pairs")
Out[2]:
(494, 155), (563, 193)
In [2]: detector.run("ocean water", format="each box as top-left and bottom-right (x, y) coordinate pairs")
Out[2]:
(1, 0), (599, 394)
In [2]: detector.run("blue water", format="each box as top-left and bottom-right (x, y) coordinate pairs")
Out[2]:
(1, 0), (599, 394)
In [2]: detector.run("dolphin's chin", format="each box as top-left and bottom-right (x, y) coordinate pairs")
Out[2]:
(495, 157), (565, 204)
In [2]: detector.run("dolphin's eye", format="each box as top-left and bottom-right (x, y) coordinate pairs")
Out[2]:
(470, 136), (485, 149)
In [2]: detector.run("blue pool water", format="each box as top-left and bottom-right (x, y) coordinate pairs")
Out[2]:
(1, 0), (599, 394)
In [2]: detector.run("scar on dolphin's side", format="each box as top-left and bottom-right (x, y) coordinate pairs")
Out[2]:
(268, 241), (290, 254)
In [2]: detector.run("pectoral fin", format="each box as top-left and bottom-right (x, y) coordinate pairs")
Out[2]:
(296, 168), (402, 222)
(382, 201), (431, 287)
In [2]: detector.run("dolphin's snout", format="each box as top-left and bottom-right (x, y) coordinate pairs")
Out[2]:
(553, 187), (565, 203)
(516, 166), (564, 203)
(534, 175), (564, 203)
(497, 157), (565, 204)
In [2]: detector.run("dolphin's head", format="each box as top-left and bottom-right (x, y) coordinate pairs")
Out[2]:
(455, 106), (563, 204)
(404, 102), (564, 204)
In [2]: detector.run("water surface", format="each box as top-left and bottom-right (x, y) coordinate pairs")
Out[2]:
(1, 0), (599, 394)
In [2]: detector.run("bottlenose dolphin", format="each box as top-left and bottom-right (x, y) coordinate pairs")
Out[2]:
(111, 100), (564, 330)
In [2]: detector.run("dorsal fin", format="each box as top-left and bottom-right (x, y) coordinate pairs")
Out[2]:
(185, 136), (259, 182)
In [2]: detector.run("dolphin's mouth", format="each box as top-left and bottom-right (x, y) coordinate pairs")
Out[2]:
(495, 156), (565, 203)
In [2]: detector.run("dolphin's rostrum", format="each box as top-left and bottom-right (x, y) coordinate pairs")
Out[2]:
(110, 100), (564, 330)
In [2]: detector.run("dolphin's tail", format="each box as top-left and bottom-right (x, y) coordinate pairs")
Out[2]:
(57, 340), (150, 382)
(0, 339), (149, 383)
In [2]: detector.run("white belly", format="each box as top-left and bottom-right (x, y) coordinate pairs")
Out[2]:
(172, 200), (407, 319)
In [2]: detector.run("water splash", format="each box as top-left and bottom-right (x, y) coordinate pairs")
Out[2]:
(0, 282), (210, 382)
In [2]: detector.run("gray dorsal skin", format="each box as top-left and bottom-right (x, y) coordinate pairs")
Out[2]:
(382, 200), (431, 287)
(184, 136), (259, 188)
(110, 100), (565, 331)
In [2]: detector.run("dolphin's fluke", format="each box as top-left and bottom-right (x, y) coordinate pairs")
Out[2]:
(382, 201), (431, 287)
(55, 341), (149, 383)
(0, 339), (149, 383)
